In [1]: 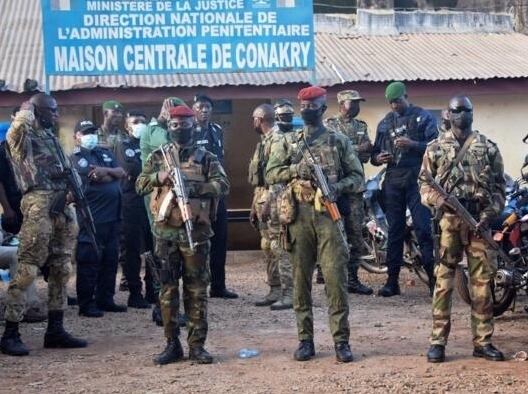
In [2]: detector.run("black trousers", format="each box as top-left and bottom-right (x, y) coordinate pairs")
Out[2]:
(209, 197), (228, 292)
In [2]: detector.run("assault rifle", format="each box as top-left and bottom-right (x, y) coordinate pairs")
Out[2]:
(422, 170), (512, 267)
(299, 140), (348, 248)
(51, 136), (99, 259)
(142, 251), (179, 285)
(158, 146), (195, 252)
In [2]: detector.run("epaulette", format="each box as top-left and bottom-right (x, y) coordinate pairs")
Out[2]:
(72, 146), (81, 154)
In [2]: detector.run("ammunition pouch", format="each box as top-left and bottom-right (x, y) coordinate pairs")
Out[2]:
(150, 187), (212, 228)
(279, 182), (298, 225)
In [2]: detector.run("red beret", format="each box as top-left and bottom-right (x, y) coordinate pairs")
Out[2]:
(297, 86), (327, 101)
(168, 105), (194, 118)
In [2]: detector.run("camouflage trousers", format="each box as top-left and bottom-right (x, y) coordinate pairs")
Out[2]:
(156, 239), (210, 348)
(344, 192), (365, 278)
(288, 203), (350, 343)
(4, 191), (77, 322)
(430, 214), (497, 347)
(255, 186), (292, 290)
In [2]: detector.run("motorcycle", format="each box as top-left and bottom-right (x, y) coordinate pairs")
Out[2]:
(359, 168), (429, 285)
(454, 172), (528, 316)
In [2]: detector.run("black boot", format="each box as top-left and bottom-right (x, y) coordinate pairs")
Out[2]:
(153, 336), (184, 365)
(378, 276), (401, 297)
(0, 321), (29, 356)
(347, 274), (373, 295)
(189, 345), (214, 364)
(127, 292), (151, 309)
(43, 310), (88, 348)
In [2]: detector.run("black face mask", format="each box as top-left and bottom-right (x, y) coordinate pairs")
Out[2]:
(278, 123), (293, 133)
(254, 125), (263, 135)
(347, 106), (360, 119)
(451, 112), (473, 130)
(170, 128), (193, 144)
(300, 108), (322, 125)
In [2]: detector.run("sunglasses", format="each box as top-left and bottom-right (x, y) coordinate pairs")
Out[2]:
(449, 107), (472, 114)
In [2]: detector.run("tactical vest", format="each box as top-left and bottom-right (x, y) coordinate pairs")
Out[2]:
(435, 131), (498, 205)
(8, 129), (68, 194)
(248, 141), (266, 187)
(150, 149), (213, 230)
(290, 128), (342, 203)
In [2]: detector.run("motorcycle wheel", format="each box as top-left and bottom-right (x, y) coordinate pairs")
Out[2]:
(402, 236), (429, 285)
(454, 264), (516, 317)
(359, 234), (387, 274)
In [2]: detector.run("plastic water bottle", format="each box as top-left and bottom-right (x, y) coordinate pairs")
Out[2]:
(0, 269), (10, 282)
(237, 348), (260, 358)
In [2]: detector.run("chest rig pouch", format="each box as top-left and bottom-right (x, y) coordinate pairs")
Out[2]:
(150, 148), (212, 228)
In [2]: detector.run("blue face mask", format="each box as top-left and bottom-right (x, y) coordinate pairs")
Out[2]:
(80, 134), (98, 150)
(131, 123), (147, 139)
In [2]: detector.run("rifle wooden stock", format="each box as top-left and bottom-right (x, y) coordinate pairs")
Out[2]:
(423, 170), (512, 266)
(310, 162), (348, 247)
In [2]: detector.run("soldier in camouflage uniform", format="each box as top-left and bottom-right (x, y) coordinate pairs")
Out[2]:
(325, 89), (373, 295)
(0, 93), (87, 356)
(139, 96), (187, 326)
(266, 86), (364, 363)
(136, 105), (230, 365)
(248, 104), (293, 310)
(97, 100), (126, 151)
(418, 94), (506, 363)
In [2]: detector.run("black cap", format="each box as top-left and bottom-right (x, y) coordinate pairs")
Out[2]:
(193, 93), (214, 107)
(74, 119), (97, 133)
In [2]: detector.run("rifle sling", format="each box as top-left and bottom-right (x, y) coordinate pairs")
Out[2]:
(442, 131), (476, 194)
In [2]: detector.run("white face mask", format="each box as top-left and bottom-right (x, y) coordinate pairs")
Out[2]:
(80, 134), (98, 150)
(131, 123), (147, 139)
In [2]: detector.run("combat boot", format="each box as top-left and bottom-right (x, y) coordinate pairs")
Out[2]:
(0, 321), (29, 356)
(255, 286), (281, 306)
(153, 336), (184, 365)
(378, 276), (401, 297)
(270, 288), (293, 310)
(43, 310), (88, 348)
(127, 292), (151, 309)
(347, 274), (373, 295)
(189, 345), (214, 364)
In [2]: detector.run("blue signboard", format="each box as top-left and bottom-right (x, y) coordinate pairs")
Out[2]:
(40, 0), (314, 75)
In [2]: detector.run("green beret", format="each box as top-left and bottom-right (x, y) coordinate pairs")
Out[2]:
(167, 97), (186, 106)
(385, 82), (406, 101)
(102, 100), (123, 111)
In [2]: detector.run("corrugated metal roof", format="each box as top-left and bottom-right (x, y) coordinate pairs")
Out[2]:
(2, 1), (528, 92)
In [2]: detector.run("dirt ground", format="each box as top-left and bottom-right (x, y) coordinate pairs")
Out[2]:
(1, 250), (528, 394)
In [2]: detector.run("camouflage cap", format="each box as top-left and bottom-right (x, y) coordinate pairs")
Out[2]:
(337, 90), (365, 102)
(102, 100), (124, 111)
(274, 99), (294, 115)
